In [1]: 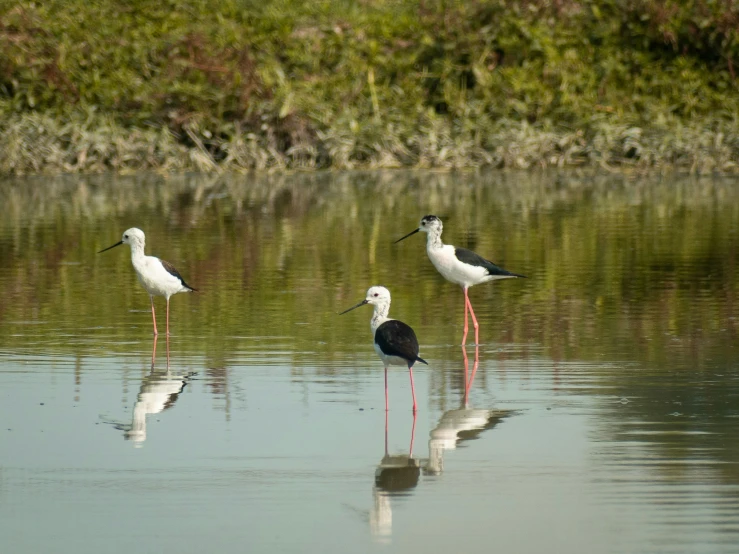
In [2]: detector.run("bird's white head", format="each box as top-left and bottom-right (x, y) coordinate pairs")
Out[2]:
(121, 228), (146, 248)
(395, 214), (443, 244)
(418, 214), (443, 235)
(339, 285), (392, 316)
(98, 227), (146, 254)
(365, 285), (391, 306)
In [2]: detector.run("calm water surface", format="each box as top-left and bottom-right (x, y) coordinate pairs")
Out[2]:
(1, 171), (738, 553)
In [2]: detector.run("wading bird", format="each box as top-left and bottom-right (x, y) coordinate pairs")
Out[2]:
(340, 286), (427, 412)
(98, 228), (196, 336)
(395, 215), (524, 345)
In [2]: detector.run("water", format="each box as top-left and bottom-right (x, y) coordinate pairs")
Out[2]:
(1, 171), (739, 553)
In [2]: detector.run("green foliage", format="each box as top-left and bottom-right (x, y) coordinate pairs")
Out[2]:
(1, 0), (738, 172)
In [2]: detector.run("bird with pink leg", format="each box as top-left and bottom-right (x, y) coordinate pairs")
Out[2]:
(395, 215), (525, 345)
(99, 228), (197, 336)
(340, 286), (427, 413)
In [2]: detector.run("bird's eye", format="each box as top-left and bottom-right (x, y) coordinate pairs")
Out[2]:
(124, 234), (129, 239)
(421, 221), (426, 225)
(374, 293), (379, 297)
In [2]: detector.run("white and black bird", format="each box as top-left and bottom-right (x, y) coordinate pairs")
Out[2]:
(98, 228), (196, 336)
(395, 215), (525, 345)
(340, 286), (427, 412)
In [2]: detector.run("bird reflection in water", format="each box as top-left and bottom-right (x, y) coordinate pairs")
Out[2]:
(102, 336), (193, 447)
(426, 345), (511, 475)
(369, 346), (511, 541)
(371, 410), (419, 543)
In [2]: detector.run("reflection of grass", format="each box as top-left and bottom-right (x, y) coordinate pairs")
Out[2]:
(1, 171), (737, 375)
(2, 1), (739, 172)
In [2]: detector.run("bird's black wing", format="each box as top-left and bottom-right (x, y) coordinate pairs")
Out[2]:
(375, 320), (427, 366)
(454, 247), (526, 278)
(160, 259), (197, 291)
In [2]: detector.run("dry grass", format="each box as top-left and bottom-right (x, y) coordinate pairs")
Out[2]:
(2, 0), (739, 174)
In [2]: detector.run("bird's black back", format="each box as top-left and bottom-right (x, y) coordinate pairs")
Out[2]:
(161, 259), (197, 291)
(375, 320), (428, 368)
(454, 247), (526, 278)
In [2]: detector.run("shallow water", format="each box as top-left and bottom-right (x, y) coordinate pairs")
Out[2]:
(1, 171), (739, 553)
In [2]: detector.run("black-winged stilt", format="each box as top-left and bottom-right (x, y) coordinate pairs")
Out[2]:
(339, 286), (427, 412)
(395, 215), (525, 345)
(98, 228), (196, 336)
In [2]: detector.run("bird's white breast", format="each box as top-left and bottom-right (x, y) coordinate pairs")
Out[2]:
(133, 256), (187, 298)
(373, 342), (409, 367)
(427, 244), (490, 288)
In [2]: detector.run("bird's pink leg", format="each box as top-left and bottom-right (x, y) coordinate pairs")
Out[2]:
(151, 335), (158, 369)
(150, 296), (158, 336)
(462, 288), (470, 345)
(409, 410), (417, 457)
(465, 344), (480, 401)
(465, 288), (480, 345)
(165, 334), (170, 370)
(408, 366), (417, 412)
(462, 344), (470, 406)
(166, 297), (171, 337)
(384, 367), (389, 412)
(385, 410), (388, 456)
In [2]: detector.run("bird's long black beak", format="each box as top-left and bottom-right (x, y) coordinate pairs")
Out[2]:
(339, 299), (369, 315)
(98, 240), (123, 253)
(394, 228), (420, 243)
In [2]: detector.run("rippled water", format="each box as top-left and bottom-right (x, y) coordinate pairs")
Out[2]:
(1, 171), (738, 553)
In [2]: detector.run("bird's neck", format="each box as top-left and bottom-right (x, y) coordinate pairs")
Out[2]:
(129, 243), (146, 263)
(426, 230), (444, 250)
(370, 304), (391, 333)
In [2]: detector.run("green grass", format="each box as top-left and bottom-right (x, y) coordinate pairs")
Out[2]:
(1, 0), (739, 173)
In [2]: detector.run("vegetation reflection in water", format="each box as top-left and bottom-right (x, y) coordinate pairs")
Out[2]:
(1, 171), (737, 364)
(1, 170), (739, 496)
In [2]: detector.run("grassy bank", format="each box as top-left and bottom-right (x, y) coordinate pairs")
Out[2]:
(1, 0), (739, 173)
